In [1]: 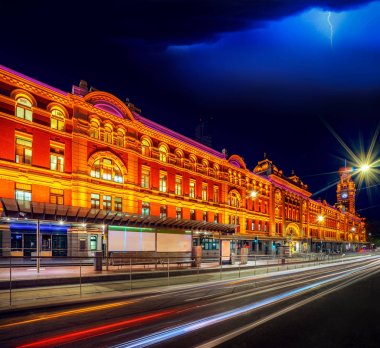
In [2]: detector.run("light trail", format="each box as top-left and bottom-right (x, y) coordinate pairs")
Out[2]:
(0, 300), (135, 329)
(17, 310), (176, 348)
(9, 257), (377, 347)
(199, 265), (380, 348)
(327, 12), (334, 48)
(113, 259), (380, 348)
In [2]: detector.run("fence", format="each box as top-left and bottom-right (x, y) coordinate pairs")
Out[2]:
(0, 251), (376, 309)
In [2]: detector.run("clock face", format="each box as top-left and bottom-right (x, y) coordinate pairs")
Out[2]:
(341, 192), (348, 199)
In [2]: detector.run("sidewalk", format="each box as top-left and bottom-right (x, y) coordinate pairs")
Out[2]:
(0, 257), (288, 289)
(0, 254), (376, 313)
(0, 253), (355, 290)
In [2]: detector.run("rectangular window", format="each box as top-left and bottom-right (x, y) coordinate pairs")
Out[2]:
(79, 239), (86, 251)
(50, 142), (64, 172)
(114, 197), (122, 212)
(202, 183), (208, 201)
(160, 205), (167, 218)
(51, 117), (64, 131)
(251, 221), (255, 230)
(50, 188), (64, 205)
(91, 193), (100, 209)
(175, 175), (182, 195)
(15, 137), (32, 164)
(203, 211), (208, 222)
(16, 101), (32, 121)
(142, 201), (150, 216)
(214, 213), (219, 224)
(190, 209), (196, 220)
(189, 180), (196, 198)
(15, 183), (32, 201)
(141, 167), (151, 189)
(90, 236), (97, 251)
(103, 195), (111, 210)
(213, 186), (219, 203)
(176, 207), (182, 220)
(159, 171), (167, 192)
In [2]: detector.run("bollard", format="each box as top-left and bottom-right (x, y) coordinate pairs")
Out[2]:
(79, 258), (82, 297)
(167, 258), (170, 286)
(220, 256), (222, 280)
(130, 258), (132, 290)
(94, 251), (103, 271)
(9, 257), (12, 307)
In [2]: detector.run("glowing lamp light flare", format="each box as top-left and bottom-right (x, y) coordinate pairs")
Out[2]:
(250, 191), (258, 199)
(317, 215), (325, 223)
(360, 164), (370, 172)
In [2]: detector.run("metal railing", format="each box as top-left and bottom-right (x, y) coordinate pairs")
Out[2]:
(0, 251), (377, 309)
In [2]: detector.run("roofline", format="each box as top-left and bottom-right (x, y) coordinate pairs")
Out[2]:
(133, 112), (226, 159)
(0, 64), (68, 96)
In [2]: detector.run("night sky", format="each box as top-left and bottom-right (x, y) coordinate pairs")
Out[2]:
(1, 1), (379, 224)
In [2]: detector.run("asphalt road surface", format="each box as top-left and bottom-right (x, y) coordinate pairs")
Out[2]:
(0, 255), (379, 348)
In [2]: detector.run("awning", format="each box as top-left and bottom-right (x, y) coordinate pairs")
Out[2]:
(0, 198), (236, 234)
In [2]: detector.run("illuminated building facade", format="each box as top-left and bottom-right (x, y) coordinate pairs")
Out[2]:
(0, 65), (366, 258)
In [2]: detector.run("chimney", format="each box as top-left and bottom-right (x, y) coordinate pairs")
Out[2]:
(72, 79), (89, 96)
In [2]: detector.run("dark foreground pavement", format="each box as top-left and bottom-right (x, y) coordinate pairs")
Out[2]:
(221, 270), (380, 348)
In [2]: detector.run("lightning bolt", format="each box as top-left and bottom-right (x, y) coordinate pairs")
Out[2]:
(327, 11), (334, 48)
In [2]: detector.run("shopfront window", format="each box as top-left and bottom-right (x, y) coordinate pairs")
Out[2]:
(90, 235), (97, 251)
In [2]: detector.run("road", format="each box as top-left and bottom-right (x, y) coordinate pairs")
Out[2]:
(0, 255), (379, 348)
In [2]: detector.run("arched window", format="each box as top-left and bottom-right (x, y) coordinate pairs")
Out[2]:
(228, 192), (240, 208)
(104, 125), (112, 144)
(51, 109), (65, 130)
(159, 145), (168, 162)
(89, 120), (99, 139)
(141, 138), (151, 156)
(189, 155), (197, 170)
(90, 158), (123, 183)
(116, 129), (124, 147)
(175, 149), (184, 167)
(16, 96), (33, 121)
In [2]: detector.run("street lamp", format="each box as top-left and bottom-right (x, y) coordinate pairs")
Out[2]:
(359, 164), (370, 172)
(317, 214), (325, 253)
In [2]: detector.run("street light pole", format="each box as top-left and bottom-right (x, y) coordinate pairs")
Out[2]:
(36, 219), (40, 273)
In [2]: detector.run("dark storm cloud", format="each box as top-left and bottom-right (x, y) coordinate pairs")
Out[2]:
(2, 1), (373, 48)
(105, 0), (373, 46)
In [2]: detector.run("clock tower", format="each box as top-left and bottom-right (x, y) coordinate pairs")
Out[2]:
(336, 167), (356, 213)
